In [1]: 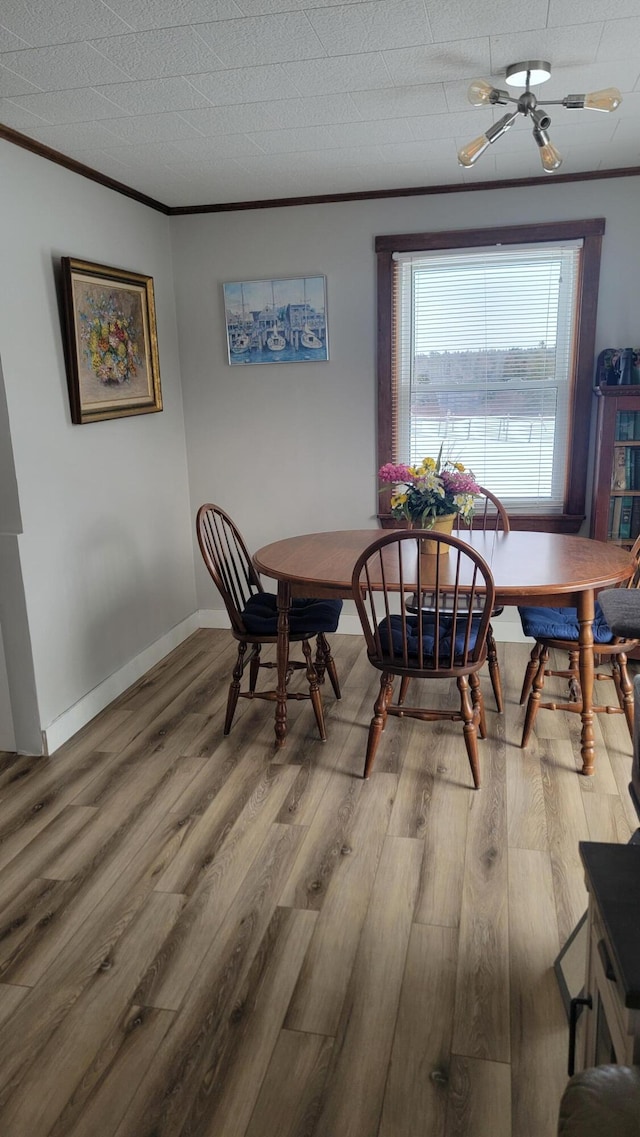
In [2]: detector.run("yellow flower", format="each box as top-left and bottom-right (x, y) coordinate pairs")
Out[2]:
(391, 492), (407, 507)
(422, 457), (436, 470)
(453, 461), (465, 472)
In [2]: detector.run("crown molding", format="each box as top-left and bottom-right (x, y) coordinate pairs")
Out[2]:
(3, 122), (639, 215)
(0, 124), (170, 214)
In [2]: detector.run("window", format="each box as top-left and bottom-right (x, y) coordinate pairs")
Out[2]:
(376, 220), (605, 530)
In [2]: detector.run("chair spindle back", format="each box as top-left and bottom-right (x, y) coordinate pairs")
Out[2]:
(456, 485), (510, 533)
(353, 531), (495, 675)
(196, 504), (263, 634)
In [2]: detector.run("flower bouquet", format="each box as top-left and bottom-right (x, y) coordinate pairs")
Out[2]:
(79, 291), (142, 386)
(378, 448), (482, 529)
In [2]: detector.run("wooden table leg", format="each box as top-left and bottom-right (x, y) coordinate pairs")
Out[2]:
(577, 589), (596, 776)
(275, 580), (291, 748)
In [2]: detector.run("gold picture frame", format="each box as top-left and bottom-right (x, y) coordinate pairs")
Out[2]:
(60, 257), (162, 424)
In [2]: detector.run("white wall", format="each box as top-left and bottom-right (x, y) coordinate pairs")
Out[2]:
(172, 175), (640, 621)
(0, 621), (16, 753)
(0, 142), (196, 751)
(2, 142), (639, 753)
(0, 354), (21, 749)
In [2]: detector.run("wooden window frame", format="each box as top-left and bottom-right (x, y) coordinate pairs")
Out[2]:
(376, 218), (605, 532)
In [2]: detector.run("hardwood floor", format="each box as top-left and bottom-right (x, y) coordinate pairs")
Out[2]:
(0, 629), (636, 1137)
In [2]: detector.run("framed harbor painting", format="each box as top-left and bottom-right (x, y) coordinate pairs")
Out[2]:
(61, 257), (163, 424)
(223, 276), (328, 365)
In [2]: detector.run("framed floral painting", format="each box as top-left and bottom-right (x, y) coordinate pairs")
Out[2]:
(60, 257), (162, 424)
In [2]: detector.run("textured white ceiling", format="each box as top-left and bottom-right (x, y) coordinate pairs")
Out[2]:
(1, 0), (639, 208)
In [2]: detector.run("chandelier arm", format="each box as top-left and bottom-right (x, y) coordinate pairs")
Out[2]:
(485, 110), (522, 142)
(490, 90), (520, 106)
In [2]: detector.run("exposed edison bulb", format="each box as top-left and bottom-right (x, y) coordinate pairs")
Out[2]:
(539, 141), (563, 172)
(457, 134), (491, 167)
(584, 87), (622, 112)
(467, 78), (494, 106)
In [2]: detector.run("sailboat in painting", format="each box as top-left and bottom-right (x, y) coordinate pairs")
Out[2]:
(230, 284), (250, 354)
(266, 283), (286, 350)
(266, 325), (286, 350)
(231, 331), (250, 354)
(301, 324), (322, 349)
(300, 277), (323, 350)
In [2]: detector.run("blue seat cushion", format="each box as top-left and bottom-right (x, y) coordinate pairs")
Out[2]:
(378, 614), (481, 664)
(518, 602), (613, 644)
(242, 592), (342, 636)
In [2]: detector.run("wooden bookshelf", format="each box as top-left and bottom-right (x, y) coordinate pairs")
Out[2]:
(591, 384), (640, 547)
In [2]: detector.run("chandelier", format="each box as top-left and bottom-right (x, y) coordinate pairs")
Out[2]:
(458, 61), (622, 173)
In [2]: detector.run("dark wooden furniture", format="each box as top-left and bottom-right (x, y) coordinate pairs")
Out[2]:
(253, 530), (634, 772)
(572, 842), (640, 1073)
(351, 530), (495, 785)
(398, 487), (510, 713)
(518, 534), (640, 746)
(591, 383), (640, 548)
(196, 504), (341, 740)
(457, 486), (510, 713)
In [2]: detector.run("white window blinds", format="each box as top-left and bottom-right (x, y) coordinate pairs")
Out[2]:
(392, 241), (582, 515)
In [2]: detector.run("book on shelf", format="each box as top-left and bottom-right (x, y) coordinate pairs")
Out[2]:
(631, 497), (640, 540)
(620, 496), (633, 540)
(612, 495), (623, 538)
(617, 411), (635, 441)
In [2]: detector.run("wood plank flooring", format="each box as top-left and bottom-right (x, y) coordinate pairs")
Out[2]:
(0, 629), (635, 1137)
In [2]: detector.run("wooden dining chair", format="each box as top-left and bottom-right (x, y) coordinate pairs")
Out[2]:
(518, 534), (640, 746)
(456, 485), (510, 712)
(196, 504), (342, 738)
(398, 485), (510, 712)
(351, 530), (496, 787)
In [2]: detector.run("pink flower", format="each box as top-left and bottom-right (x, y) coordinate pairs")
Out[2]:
(379, 462), (413, 483)
(440, 470), (481, 494)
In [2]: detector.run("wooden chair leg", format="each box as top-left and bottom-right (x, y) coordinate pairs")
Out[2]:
(248, 645), (261, 693)
(225, 642), (247, 735)
(398, 676), (411, 705)
(567, 649), (581, 702)
(615, 652), (634, 737)
(302, 638), (326, 741)
(316, 633), (341, 700)
(486, 625), (503, 712)
(520, 642), (542, 705)
(363, 673), (393, 779)
(457, 674), (480, 788)
(469, 670), (487, 739)
(520, 644), (548, 748)
(610, 655), (623, 705)
(314, 637), (326, 685)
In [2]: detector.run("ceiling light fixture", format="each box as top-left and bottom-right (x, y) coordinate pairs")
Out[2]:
(458, 60), (622, 174)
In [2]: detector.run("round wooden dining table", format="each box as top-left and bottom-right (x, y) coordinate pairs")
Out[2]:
(253, 529), (635, 774)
